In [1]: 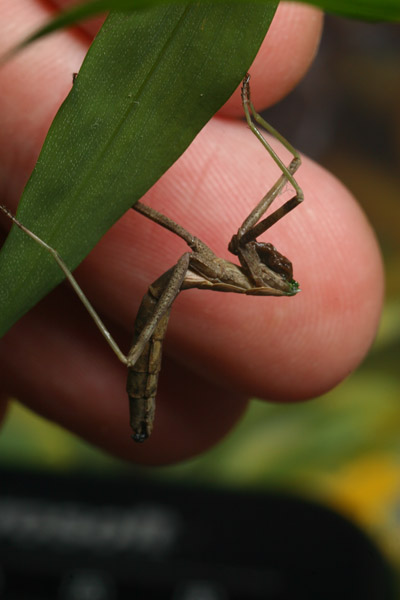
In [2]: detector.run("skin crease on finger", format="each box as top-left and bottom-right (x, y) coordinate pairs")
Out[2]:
(0, 2), (384, 462)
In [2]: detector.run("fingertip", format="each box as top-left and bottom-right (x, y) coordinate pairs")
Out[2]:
(0, 0), (89, 206)
(79, 113), (384, 407)
(286, 162), (385, 397)
(225, 157), (384, 402)
(151, 131), (383, 404)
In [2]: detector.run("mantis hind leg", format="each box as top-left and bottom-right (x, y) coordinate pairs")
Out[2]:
(229, 75), (304, 254)
(242, 73), (302, 202)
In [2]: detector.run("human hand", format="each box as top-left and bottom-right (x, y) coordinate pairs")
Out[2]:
(0, 1), (384, 464)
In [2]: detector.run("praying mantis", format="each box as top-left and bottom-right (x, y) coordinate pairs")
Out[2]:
(0, 74), (303, 442)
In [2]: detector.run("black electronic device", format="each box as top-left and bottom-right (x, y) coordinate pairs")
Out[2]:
(0, 468), (395, 599)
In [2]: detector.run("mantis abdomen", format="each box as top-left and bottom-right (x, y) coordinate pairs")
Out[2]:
(126, 288), (172, 442)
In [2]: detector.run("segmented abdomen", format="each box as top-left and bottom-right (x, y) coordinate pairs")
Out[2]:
(126, 290), (171, 442)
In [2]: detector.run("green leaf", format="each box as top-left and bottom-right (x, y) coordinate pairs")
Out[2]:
(6, 0), (400, 57)
(0, 3), (278, 337)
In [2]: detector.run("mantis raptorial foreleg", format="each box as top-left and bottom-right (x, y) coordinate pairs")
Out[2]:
(0, 73), (304, 443)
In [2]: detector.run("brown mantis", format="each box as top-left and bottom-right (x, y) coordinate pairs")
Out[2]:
(0, 74), (303, 443)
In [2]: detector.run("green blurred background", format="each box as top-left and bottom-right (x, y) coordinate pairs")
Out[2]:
(1, 12), (400, 572)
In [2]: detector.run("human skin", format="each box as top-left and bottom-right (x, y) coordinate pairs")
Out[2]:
(0, 1), (384, 464)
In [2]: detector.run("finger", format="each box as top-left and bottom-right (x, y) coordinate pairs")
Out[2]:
(219, 2), (323, 117)
(77, 116), (384, 402)
(0, 0), (88, 204)
(0, 288), (248, 463)
(0, 0), (323, 211)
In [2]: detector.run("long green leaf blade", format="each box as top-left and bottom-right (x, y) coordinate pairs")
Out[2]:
(0, 2), (278, 336)
(6, 0), (400, 56)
